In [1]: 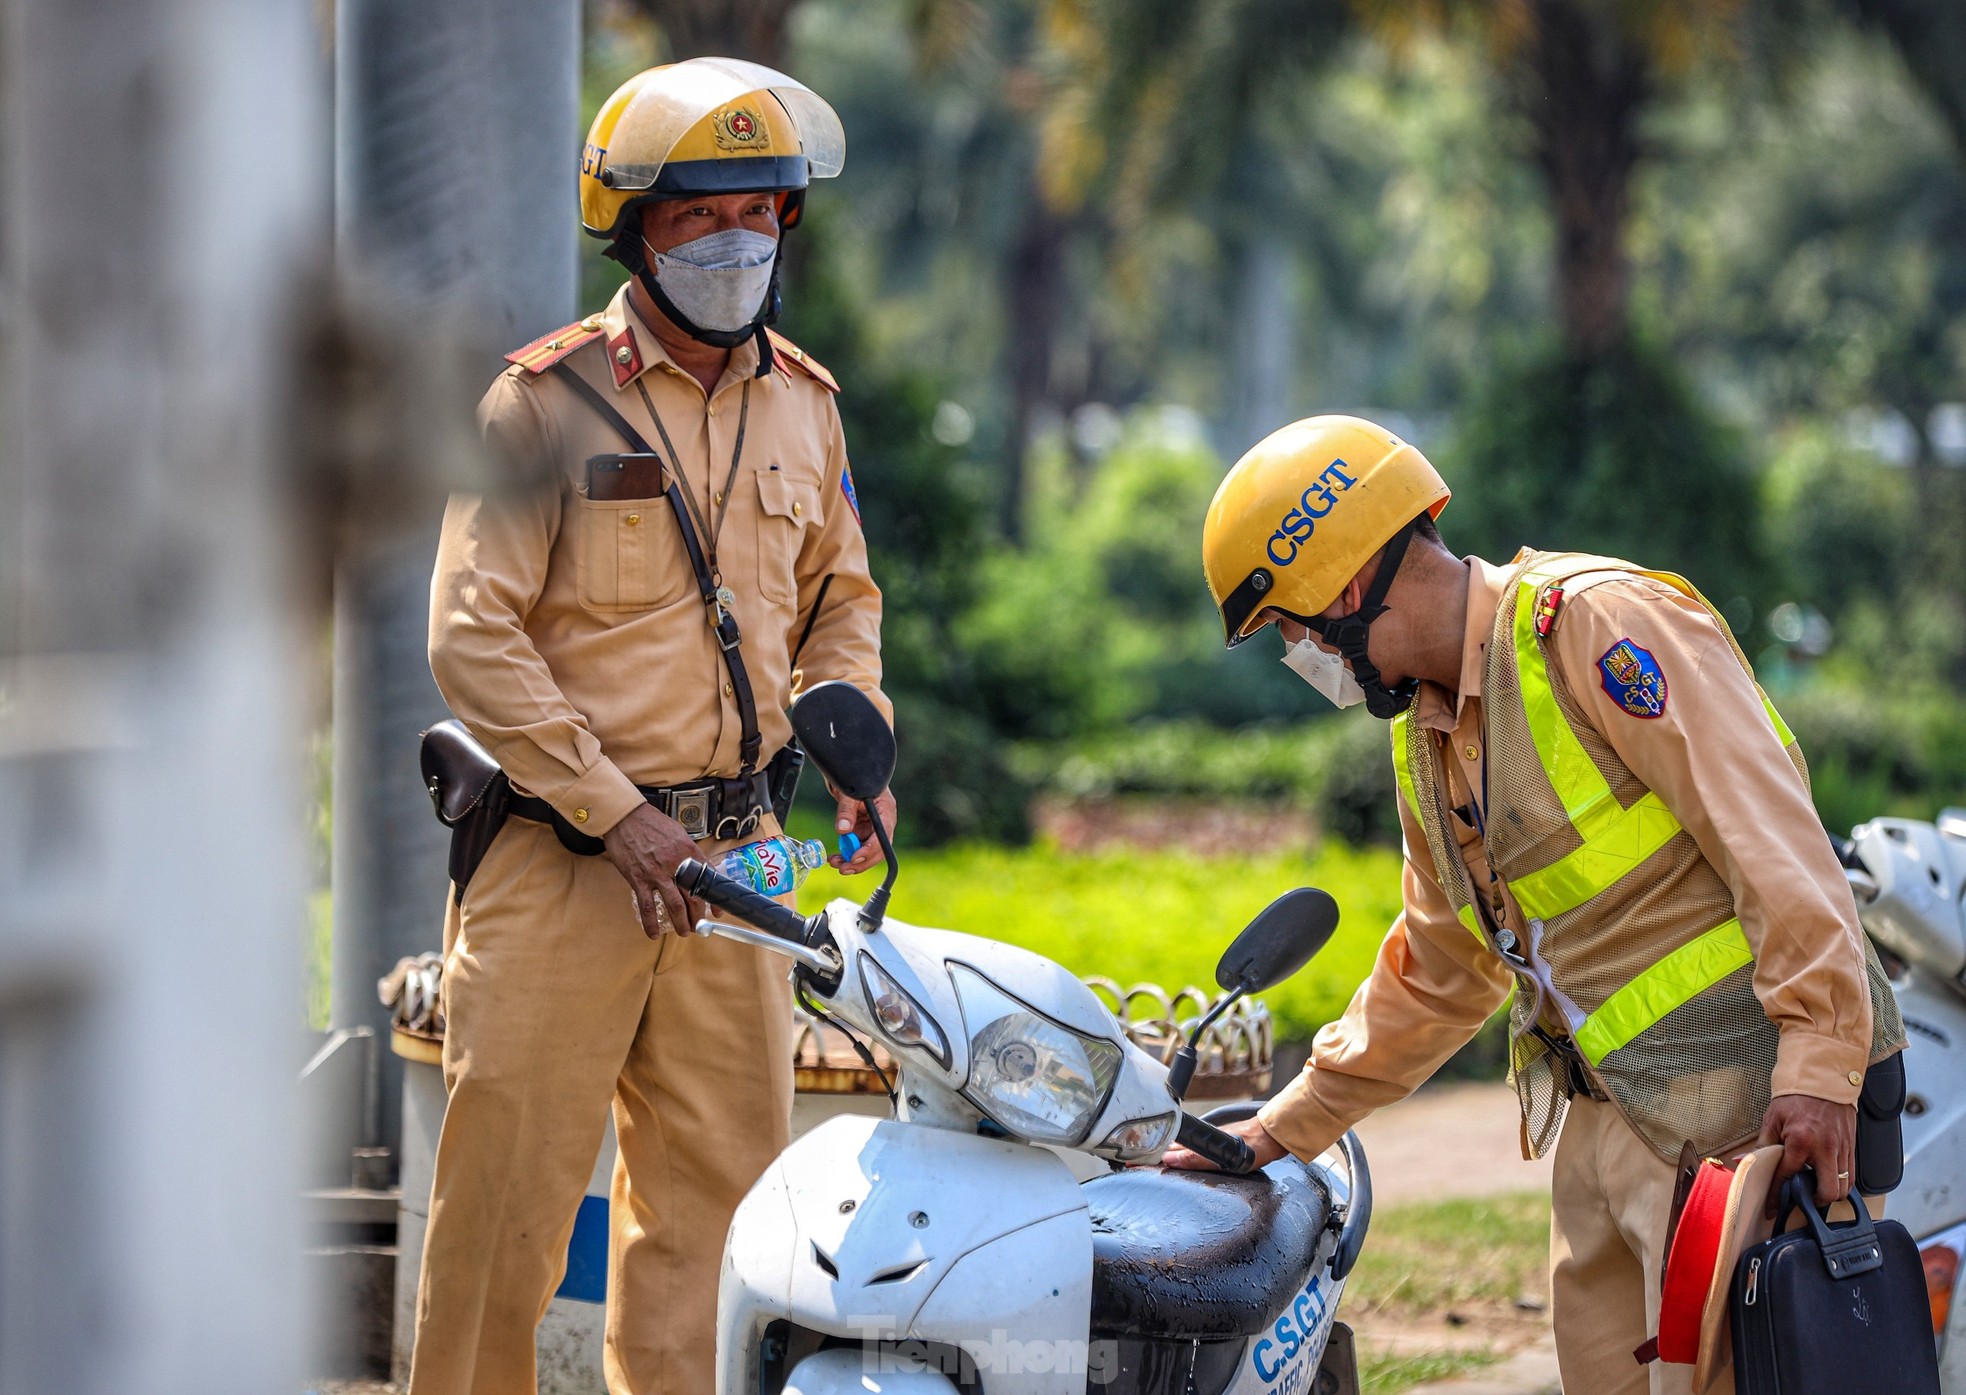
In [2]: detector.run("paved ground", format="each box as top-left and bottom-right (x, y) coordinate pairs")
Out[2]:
(1350, 1081), (1560, 1394)
(1351, 1080), (1553, 1206)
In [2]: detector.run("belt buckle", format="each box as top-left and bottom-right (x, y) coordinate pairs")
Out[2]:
(671, 789), (711, 840)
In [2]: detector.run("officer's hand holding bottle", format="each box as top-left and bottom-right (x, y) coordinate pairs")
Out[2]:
(602, 805), (703, 938)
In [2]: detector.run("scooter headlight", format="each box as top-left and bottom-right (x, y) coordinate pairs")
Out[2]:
(949, 963), (1121, 1146)
(857, 953), (950, 1067)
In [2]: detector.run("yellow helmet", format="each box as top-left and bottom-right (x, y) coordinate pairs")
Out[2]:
(1203, 415), (1450, 649)
(580, 57), (846, 240)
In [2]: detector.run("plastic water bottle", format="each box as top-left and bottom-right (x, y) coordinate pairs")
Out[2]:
(713, 834), (828, 898)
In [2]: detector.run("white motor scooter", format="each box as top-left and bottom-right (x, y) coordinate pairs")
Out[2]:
(1840, 812), (1966, 1388)
(676, 681), (1374, 1395)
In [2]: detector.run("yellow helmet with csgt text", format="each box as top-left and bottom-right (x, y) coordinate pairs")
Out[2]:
(1203, 415), (1450, 648)
(579, 57), (845, 240)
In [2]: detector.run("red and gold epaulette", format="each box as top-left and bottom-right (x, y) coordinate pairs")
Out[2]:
(505, 314), (606, 375)
(1534, 583), (1567, 638)
(765, 328), (839, 393)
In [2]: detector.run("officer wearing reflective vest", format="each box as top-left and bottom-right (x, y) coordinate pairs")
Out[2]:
(1174, 416), (1904, 1395)
(414, 59), (893, 1395)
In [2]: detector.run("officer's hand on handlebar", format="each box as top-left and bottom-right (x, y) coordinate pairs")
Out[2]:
(1162, 1116), (1288, 1173)
(831, 788), (898, 876)
(601, 804), (701, 938)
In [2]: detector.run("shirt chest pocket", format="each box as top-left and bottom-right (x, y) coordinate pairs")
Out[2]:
(753, 466), (818, 605)
(571, 491), (695, 613)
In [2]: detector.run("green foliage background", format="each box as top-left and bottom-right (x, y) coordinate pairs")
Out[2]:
(531, 4), (1966, 1050)
(796, 839), (1405, 1043)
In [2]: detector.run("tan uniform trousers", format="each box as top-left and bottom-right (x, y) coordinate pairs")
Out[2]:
(407, 816), (795, 1395)
(1551, 1097), (1728, 1395)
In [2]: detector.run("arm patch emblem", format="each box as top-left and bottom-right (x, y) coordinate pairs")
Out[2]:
(1598, 638), (1668, 718)
(840, 463), (861, 526)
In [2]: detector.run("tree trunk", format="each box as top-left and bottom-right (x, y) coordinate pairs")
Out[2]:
(1003, 197), (1070, 543)
(641, 0), (796, 66)
(1519, 0), (1650, 357)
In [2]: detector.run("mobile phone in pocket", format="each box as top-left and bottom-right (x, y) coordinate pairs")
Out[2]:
(586, 452), (668, 501)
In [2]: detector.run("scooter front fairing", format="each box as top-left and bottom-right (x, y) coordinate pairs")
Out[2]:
(721, 1113), (1361, 1395)
(719, 1113), (1095, 1395)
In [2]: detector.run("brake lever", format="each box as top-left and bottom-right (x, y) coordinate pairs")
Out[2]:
(692, 918), (843, 979)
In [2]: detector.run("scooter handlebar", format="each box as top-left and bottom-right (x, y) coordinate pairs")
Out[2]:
(1176, 1111), (1257, 1175)
(675, 858), (811, 945)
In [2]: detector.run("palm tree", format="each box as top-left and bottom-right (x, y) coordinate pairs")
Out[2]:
(1062, 0), (1749, 364)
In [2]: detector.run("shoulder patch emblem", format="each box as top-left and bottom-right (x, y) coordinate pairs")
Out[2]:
(1598, 638), (1668, 718)
(505, 315), (605, 376)
(840, 463), (862, 526)
(765, 328), (840, 393)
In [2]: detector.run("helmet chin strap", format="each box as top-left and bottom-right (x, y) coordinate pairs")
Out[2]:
(1309, 515), (1425, 720)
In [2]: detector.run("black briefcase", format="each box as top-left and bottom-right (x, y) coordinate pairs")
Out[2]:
(1729, 1172), (1939, 1395)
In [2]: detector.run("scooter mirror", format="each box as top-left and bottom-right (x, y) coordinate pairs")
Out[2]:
(790, 680), (897, 804)
(1216, 888), (1339, 995)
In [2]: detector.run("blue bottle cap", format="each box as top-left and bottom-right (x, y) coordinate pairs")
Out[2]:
(838, 832), (862, 860)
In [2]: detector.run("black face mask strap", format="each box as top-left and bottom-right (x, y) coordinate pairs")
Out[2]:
(1309, 515), (1425, 719)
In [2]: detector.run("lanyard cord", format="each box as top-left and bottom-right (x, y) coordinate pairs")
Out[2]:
(636, 377), (751, 582)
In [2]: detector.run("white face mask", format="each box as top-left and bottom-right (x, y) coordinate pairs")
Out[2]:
(646, 228), (779, 333)
(1282, 634), (1366, 709)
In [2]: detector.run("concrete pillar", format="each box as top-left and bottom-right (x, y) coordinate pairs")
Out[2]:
(329, 0), (580, 1165)
(0, 0), (321, 1388)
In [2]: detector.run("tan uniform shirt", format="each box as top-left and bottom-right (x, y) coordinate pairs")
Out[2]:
(429, 284), (888, 837)
(1259, 556), (1876, 1160)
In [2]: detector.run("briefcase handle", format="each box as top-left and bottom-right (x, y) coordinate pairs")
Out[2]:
(1774, 1172), (1885, 1280)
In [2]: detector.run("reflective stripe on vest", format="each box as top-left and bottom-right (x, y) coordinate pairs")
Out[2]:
(1573, 918), (1753, 1064)
(1389, 556), (1794, 1063)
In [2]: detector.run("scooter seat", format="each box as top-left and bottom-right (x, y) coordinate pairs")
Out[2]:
(1083, 1157), (1333, 1339)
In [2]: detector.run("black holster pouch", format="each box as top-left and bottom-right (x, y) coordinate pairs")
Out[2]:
(766, 741), (805, 827)
(421, 719), (513, 899)
(1854, 1050), (1907, 1195)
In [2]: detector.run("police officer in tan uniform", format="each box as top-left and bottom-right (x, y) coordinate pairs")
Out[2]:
(411, 59), (894, 1395)
(1180, 417), (1904, 1395)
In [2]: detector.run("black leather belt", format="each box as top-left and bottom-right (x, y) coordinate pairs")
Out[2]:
(510, 771), (771, 850)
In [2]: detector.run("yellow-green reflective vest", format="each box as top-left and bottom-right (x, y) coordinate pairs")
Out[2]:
(1390, 551), (1902, 1160)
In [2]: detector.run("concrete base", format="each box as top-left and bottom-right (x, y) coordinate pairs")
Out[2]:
(309, 1244), (397, 1379)
(536, 1297), (607, 1395)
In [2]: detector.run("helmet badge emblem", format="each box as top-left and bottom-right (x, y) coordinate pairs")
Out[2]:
(713, 106), (770, 152)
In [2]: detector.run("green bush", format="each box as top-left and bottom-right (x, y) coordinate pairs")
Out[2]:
(774, 210), (1030, 845)
(795, 839), (1408, 1044)
(1014, 711), (1404, 847)
(1444, 335), (1767, 620)
(1753, 427), (1966, 831)
(960, 417), (1335, 740)
(1784, 685), (1966, 836)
